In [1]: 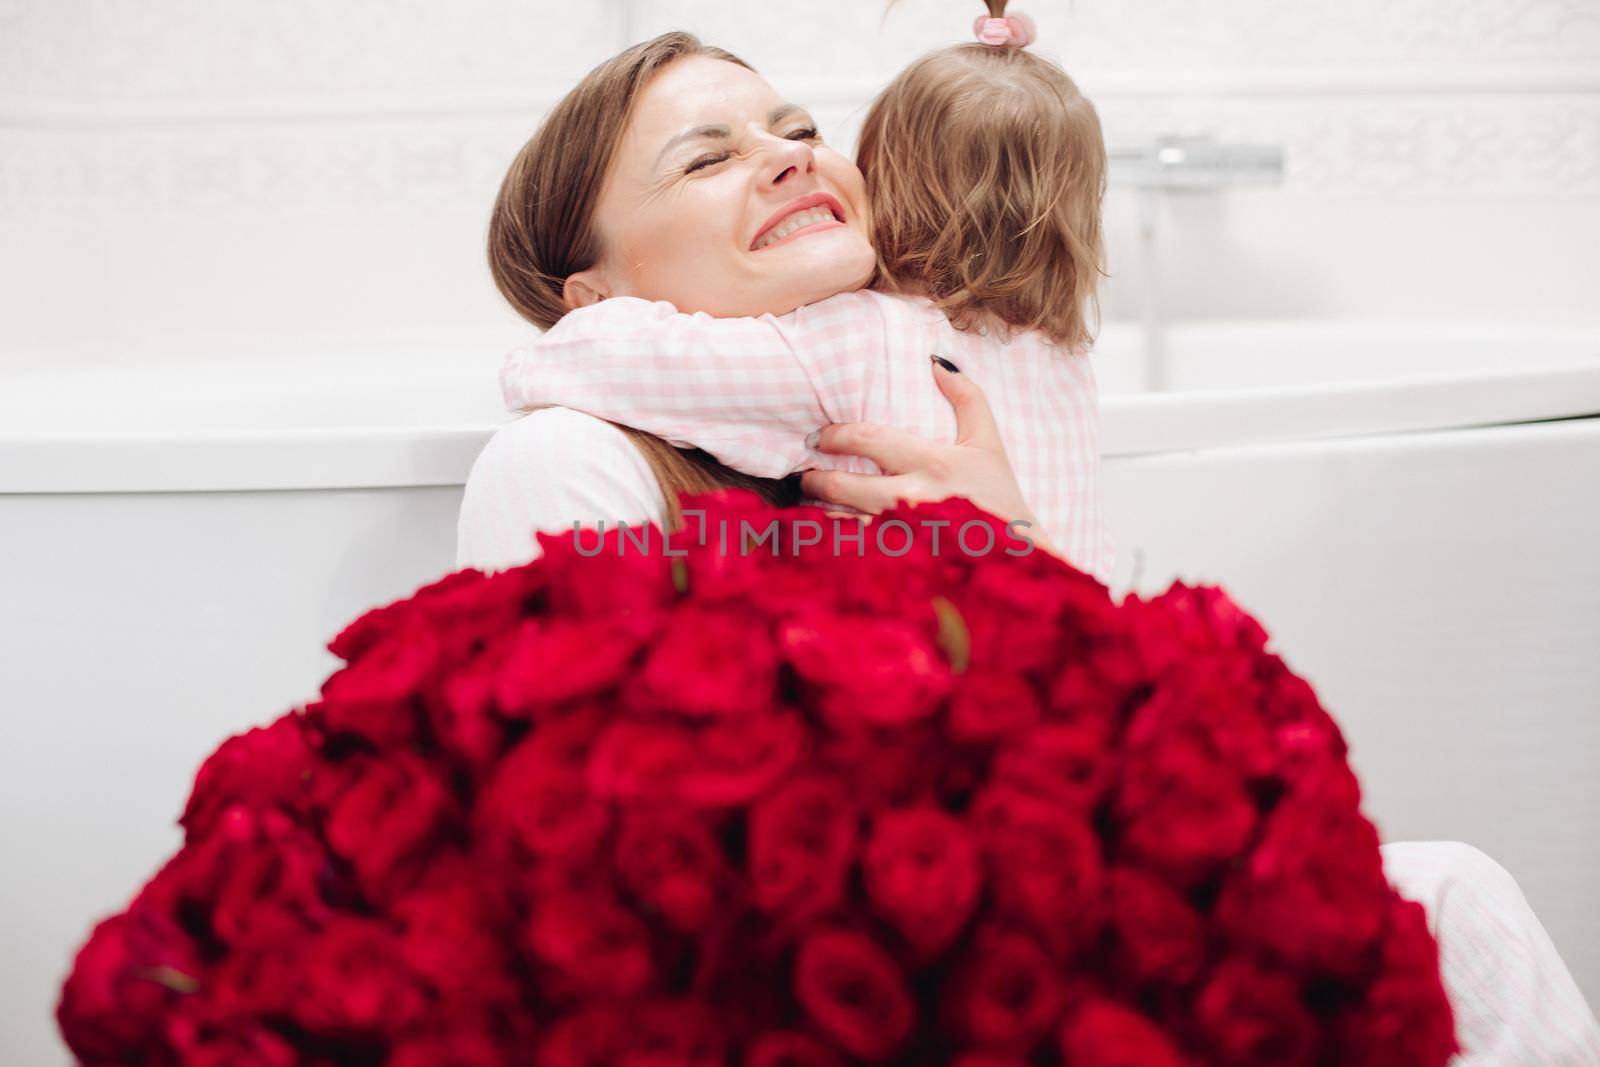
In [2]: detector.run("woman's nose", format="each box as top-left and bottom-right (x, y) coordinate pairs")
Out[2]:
(760, 134), (816, 187)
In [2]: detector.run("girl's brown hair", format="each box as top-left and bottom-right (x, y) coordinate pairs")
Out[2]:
(861, 1), (1108, 348)
(486, 32), (800, 533)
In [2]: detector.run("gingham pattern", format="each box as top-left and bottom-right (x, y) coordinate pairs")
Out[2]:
(1379, 841), (1600, 1066)
(499, 289), (1117, 583)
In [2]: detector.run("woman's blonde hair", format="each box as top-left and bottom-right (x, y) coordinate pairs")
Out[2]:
(860, 1), (1108, 348)
(486, 33), (800, 533)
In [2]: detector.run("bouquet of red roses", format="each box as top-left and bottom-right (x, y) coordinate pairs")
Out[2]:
(58, 490), (1456, 1066)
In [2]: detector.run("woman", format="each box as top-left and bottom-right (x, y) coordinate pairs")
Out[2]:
(460, 32), (1045, 574)
(459, 32), (1600, 1064)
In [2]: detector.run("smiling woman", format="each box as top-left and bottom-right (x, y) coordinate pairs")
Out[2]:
(484, 33), (880, 530)
(556, 56), (874, 321)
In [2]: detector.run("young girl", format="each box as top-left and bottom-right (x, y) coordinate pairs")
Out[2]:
(499, 3), (1115, 582)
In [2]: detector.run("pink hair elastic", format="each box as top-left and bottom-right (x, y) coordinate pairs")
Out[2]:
(974, 10), (1037, 48)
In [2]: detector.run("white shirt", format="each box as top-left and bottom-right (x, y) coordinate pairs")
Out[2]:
(456, 406), (667, 573)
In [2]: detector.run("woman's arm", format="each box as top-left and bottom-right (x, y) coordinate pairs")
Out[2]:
(498, 293), (885, 479)
(456, 407), (667, 573)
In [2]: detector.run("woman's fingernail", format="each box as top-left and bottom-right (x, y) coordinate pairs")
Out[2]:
(805, 428), (822, 449)
(931, 354), (961, 373)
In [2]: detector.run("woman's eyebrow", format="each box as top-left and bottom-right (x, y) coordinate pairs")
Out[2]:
(653, 124), (730, 171)
(767, 103), (805, 126)
(651, 107), (811, 173)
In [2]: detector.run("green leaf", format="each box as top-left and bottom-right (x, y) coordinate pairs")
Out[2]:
(931, 595), (970, 674)
(135, 965), (200, 994)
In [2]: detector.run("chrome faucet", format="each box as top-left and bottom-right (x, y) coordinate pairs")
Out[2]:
(1109, 135), (1286, 191)
(1107, 136), (1287, 392)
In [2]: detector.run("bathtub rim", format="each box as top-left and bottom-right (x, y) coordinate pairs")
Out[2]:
(4, 335), (1599, 494)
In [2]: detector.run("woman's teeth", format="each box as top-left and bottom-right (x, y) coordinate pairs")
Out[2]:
(754, 207), (836, 250)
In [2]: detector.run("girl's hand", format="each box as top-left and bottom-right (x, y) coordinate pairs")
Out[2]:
(799, 358), (1058, 556)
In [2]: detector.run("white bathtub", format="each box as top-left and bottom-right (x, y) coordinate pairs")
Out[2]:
(3, 320), (1598, 1061)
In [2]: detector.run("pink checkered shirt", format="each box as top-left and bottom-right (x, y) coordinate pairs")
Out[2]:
(498, 289), (1116, 583)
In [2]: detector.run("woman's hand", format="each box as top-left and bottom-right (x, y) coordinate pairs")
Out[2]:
(799, 358), (1058, 556)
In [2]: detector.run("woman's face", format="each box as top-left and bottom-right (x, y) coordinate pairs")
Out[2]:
(567, 57), (876, 318)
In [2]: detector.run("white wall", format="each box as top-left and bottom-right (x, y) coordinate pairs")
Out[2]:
(2, 0), (1597, 369)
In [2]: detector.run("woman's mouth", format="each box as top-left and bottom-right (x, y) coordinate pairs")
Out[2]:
(750, 194), (846, 252)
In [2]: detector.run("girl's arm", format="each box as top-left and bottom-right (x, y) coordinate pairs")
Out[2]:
(498, 293), (885, 479)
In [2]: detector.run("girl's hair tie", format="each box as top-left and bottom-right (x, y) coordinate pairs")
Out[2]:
(974, 10), (1037, 49)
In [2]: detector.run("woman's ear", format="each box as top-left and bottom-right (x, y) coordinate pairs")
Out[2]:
(562, 269), (611, 312)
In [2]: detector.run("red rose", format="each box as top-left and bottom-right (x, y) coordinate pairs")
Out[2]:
(537, 1000), (724, 1067)
(993, 722), (1115, 812)
(615, 809), (730, 933)
(392, 863), (517, 1004)
(780, 612), (953, 727)
(521, 886), (656, 999)
(475, 715), (612, 865)
(1044, 660), (1125, 741)
(623, 602), (779, 717)
(329, 566), (533, 670)
(387, 1027), (508, 1067)
(1333, 894), (1459, 1066)
(138, 807), (332, 953)
(424, 632), (513, 779)
(206, 820), (336, 947)
(1114, 736), (1257, 888)
(1194, 955), (1317, 1067)
(410, 564), (537, 642)
(1255, 653), (1349, 780)
(1102, 866), (1206, 988)
(179, 711), (319, 841)
(1057, 996), (1191, 1067)
(311, 616), (440, 746)
(494, 616), (645, 716)
(317, 752), (454, 906)
(744, 1031), (846, 1067)
(686, 711), (811, 806)
(56, 906), (202, 1064)
(879, 496), (1038, 576)
(1131, 582), (1270, 676)
(1215, 762), (1389, 978)
(957, 564), (1077, 675)
(947, 669), (1043, 743)
(588, 712), (805, 808)
(162, 1003), (298, 1067)
(794, 929), (915, 1061)
(286, 917), (426, 1040)
(972, 786), (1104, 959)
(813, 721), (948, 809)
(864, 806), (981, 956)
(944, 925), (1066, 1047)
(826, 541), (959, 619)
(949, 1055), (1031, 1067)
(748, 774), (857, 923)
(537, 522), (677, 620)
(1123, 660), (1281, 784)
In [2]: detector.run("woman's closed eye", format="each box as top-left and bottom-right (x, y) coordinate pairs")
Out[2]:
(683, 127), (822, 175)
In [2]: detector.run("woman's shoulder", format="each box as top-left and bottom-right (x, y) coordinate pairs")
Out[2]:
(481, 405), (644, 461)
(456, 407), (666, 572)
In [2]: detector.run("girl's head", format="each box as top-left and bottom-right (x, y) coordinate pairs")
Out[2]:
(488, 33), (874, 330)
(859, 2), (1108, 348)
